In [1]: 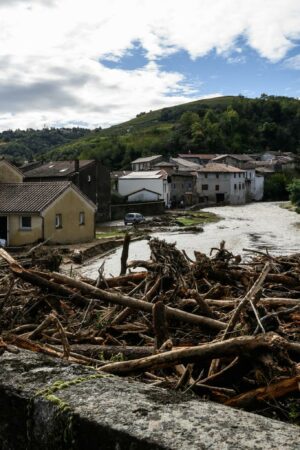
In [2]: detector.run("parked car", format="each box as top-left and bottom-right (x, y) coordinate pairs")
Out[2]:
(124, 212), (145, 225)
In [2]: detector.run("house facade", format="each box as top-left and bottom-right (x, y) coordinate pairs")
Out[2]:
(118, 170), (170, 206)
(23, 159), (110, 221)
(0, 160), (96, 246)
(197, 163), (247, 204)
(0, 182), (96, 246)
(169, 171), (197, 206)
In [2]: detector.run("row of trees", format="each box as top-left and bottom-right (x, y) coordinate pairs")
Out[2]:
(0, 127), (90, 164)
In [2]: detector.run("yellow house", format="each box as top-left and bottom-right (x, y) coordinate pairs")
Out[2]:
(0, 160), (96, 246)
(0, 159), (24, 183)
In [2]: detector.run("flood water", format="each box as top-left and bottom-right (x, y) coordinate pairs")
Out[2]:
(79, 202), (300, 279)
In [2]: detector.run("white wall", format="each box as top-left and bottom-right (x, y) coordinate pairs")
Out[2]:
(197, 172), (246, 204)
(119, 177), (170, 205)
(229, 174), (246, 204)
(127, 190), (159, 202)
(253, 175), (264, 201)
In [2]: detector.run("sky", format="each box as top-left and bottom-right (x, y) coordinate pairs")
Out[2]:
(0, 0), (300, 131)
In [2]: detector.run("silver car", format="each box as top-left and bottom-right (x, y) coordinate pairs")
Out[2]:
(124, 213), (145, 225)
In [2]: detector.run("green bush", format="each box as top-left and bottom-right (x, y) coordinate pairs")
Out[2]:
(287, 179), (300, 207)
(264, 173), (289, 201)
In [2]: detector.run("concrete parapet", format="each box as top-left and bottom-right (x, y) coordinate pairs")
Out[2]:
(0, 350), (299, 449)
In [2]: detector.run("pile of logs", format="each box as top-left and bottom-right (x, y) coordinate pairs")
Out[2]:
(0, 237), (299, 424)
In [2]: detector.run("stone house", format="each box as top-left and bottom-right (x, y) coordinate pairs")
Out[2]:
(177, 153), (216, 165)
(169, 171), (197, 206)
(212, 154), (255, 169)
(22, 159), (110, 221)
(131, 155), (163, 171)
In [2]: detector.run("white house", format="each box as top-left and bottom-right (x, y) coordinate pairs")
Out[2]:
(118, 170), (170, 206)
(197, 163), (246, 205)
(243, 163), (264, 201)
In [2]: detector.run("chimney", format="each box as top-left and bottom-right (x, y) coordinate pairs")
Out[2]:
(74, 159), (79, 173)
(73, 159), (80, 187)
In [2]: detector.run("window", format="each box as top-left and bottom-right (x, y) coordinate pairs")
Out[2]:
(204, 173), (208, 178)
(55, 214), (62, 229)
(242, 183), (245, 189)
(216, 174), (219, 179)
(234, 173), (236, 178)
(215, 185), (219, 191)
(79, 212), (85, 225)
(234, 184), (237, 190)
(20, 216), (31, 230)
(202, 184), (208, 191)
(239, 183), (241, 190)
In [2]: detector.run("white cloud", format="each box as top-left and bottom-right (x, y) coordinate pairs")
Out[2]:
(284, 54), (300, 69)
(0, 0), (299, 130)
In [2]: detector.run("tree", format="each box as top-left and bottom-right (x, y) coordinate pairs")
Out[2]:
(287, 179), (300, 210)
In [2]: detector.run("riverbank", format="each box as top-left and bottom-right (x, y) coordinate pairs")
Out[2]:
(78, 202), (300, 279)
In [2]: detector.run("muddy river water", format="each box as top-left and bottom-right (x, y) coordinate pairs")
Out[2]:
(79, 202), (300, 278)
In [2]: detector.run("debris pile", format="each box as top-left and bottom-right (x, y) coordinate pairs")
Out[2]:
(0, 238), (299, 424)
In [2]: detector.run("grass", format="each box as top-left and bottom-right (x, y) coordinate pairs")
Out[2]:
(279, 202), (299, 213)
(175, 211), (220, 226)
(96, 230), (125, 239)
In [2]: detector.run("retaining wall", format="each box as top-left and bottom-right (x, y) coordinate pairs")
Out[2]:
(111, 201), (165, 220)
(0, 350), (300, 450)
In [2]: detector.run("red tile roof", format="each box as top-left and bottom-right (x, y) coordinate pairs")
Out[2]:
(199, 163), (245, 173)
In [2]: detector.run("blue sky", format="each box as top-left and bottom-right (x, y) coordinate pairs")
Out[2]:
(102, 39), (300, 99)
(0, 0), (300, 130)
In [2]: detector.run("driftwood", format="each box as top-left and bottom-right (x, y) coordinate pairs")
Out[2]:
(226, 373), (300, 408)
(27, 269), (227, 331)
(120, 232), (130, 276)
(1, 238), (300, 424)
(99, 333), (284, 374)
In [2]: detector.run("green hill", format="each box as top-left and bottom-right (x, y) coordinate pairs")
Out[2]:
(46, 94), (300, 169)
(0, 127), (91, 164)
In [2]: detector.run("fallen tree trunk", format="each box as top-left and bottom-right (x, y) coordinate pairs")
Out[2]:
(28, 270), (226, 330)
(98, 333), (285, 375)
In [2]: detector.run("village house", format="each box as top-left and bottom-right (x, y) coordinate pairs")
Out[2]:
(212, 154), (264, 201)
(169, 171), (197, 207)
(22, 159), (110, 221)
(211, 154), (255, 169)
(118, 170), (170, 206)
(153, 161), (177, 175)
(0, 160), (96, 246)
(197, 163), (247, 205)
(169, 157), (202, 171)
(177, 153), (216, 165)
(131, 155), (163, 171)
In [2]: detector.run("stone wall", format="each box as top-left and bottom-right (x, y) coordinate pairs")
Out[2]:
(111, 201), (165, 220)
(1, 350), (300, 450)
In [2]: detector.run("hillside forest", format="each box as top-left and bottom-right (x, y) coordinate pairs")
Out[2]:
(0, 95), (299, 170)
